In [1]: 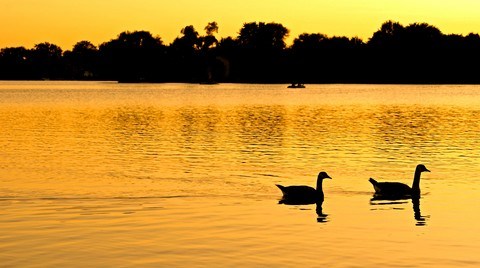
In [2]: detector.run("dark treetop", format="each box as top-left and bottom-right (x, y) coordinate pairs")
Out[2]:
(2, 21), (480, 84)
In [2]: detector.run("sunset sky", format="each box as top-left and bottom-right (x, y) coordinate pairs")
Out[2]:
(2, 0), (480, 50)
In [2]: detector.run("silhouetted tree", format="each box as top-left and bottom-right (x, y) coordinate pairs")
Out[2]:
(368, 20), (405, 48)
(238, 22), (289, 50)
(235, 22), (290, 82)
(205, 22), (219, 36)
(403, 23), (442, 48)
(30, 42), (64, 79)
(292, 33), (327, 50)
(199, 22), (222, 82)
(438, 33), (480, 83)
(290, 33), (365, 83)
(99, 31), (165, 82)
(172, 25), (201, 52)
(1, 20), (480, 83)
(64, 41), (99, 79)
(0, 46), (32, 79)
(290, 33), (327, 82)
(367, 21), (449, 83)
(169, 25), (202, 82)
(202, 22), (219, 51)
(215, 37), (239, 80)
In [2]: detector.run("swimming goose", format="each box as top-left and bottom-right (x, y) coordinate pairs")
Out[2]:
(369, 164), (430, 197)
(276, 172), (332, 204)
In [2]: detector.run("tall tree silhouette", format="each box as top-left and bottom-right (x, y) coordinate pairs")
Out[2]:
(290, 33), (365, 83)
(290, 33), (327, 83)
(169, 25), (202, 82)
(369, 20), (405, 48)
(64, 41), (99, 79)
(99, 31), (165, 82)
(403, 23), (442, 48)
(200, 22), (222, 82)
(0, 47), (32, 79)
(367, 21), (447, 83)
(238, 22), (289, 50)
(203, 21), (219, 48)
(30, 42), (64, 79)
(236, 22), (290, 82)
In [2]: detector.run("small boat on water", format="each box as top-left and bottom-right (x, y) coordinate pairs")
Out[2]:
(200, 80), (219, 85)
(287, 83), (306, 88)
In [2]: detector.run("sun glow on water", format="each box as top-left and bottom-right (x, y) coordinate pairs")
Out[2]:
(1, 82), (480, 266)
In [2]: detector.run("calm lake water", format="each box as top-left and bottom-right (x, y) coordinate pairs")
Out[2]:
(1, 81), (479, 267)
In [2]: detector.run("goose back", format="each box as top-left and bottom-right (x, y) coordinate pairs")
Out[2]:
(276, 185), (321, 201)
(369, 178), (412, 196)
(276, 171), (331, 204)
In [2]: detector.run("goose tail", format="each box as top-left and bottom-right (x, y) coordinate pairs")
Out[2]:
(369, 178), (382, 193)
(276, 184), (286, 193)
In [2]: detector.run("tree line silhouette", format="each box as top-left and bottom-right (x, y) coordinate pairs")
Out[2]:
(1, 20), (480, 83)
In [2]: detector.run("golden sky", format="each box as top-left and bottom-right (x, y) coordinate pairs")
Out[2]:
(2, 0), (480, 50)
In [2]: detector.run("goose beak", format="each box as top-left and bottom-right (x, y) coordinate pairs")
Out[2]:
(326, 175), (332, 179)
(425, 168), (431, 172)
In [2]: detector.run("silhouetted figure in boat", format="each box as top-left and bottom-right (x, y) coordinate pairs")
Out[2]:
(369, 164), (430, 199)
(287, 83), (305, 88)
(276, 171), (331, 205)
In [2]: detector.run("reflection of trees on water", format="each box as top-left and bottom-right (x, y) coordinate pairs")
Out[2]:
(106, 105), (288, 168)
(102, 107), (166, 174)
(373, 106), (441, 147)
(236, 105), (286, 149)
(108, 106), (163, 144)
(177, 107), (220, 141)
(372, 106), (480, 165)
(175, 107), (226, 171)
(289, 107), (334, 141)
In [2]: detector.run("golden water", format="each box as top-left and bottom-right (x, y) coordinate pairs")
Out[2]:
(0, 82), (479, 267)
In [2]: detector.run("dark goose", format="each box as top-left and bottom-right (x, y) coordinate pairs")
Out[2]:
(369, 164), (430, 198)
(276, 171), (332, 204)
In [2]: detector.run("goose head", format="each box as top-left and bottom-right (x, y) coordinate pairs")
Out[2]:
(318, 171), (332, 180)
(417, 164), (430, 173)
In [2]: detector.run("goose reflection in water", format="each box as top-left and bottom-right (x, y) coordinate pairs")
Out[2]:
(278, 199), (328, 223)
(316, 201), (328, 223)
(370, 195), (428, 226)
(412, 197), (427, 226)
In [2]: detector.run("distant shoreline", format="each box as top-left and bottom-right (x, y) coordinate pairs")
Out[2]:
(2, 21), (480, 85)
(1, 79), (480, 85)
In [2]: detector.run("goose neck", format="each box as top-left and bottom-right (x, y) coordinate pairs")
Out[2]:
(412, 168), (422, 190)
(316, 178), (324, 192)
